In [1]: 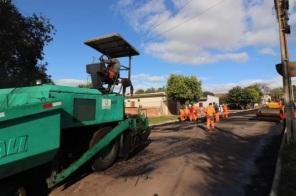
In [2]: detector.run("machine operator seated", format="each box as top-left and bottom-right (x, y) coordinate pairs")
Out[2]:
(87, 55), (133, 94)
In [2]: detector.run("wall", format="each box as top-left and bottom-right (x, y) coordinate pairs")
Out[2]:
(197, 95), (220, 107)
(125, 93), (177, 117)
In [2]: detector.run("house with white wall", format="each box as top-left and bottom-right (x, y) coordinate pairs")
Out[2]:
(197, 95), (219, 108)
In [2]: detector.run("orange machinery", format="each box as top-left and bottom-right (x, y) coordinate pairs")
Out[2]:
(256, 101), (283, 121)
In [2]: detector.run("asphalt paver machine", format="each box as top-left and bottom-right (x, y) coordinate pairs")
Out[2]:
(256, 101), (283, 121)
(0, 33), (150, 195)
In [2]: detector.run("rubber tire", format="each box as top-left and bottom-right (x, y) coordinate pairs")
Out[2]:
(15, 186), (27, 196)
(89, 127), (119, 171)
(0, 183), (27, 196)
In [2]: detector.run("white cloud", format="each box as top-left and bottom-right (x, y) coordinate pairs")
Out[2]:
(55, 76), (294, 95)
(145, 41), (249, 64)
(132, 73), (167, 82)
(55, 74), (167, 90)
(55, 79), (87, 86)
(258, 47), (277, 56)
(203, 76), (289, 93)
(115, 0), (296, 65)
(131, 73), (168, 90)
(132, 74), (290, 93)
(117, 0), (133, 7)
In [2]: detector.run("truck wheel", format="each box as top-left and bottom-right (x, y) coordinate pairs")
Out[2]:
(89, 127), (119, 171)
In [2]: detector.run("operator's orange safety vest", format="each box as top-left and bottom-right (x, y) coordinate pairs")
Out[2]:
(107, 68), (117, 79)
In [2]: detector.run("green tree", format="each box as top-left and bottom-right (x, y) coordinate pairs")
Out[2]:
(78, 83), (92, 88)
(270, 87), (283, 100)
(135, 87), (165, 94)
(145, 87), (156, 93)
(227, 86), (245, 107)
(219, 94), (228, 104)
(243, 86), (261, 105)
(227, 86), (261, 108)
(246, 84), (263, 96)
(0, 0), (55, 88)
(166, 74), (202, 103)
(253, 83), (270, 95)
(203, 91), (215, 97)
(156, 87), (165, 92)
(135, 89), (145, 94)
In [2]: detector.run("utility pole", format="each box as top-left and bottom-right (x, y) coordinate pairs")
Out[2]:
(274, 0), (295, 142)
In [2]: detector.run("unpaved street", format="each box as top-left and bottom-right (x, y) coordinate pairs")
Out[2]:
(51, 112), (281, 196)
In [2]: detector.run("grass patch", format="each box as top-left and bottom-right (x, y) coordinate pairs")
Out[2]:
(148, 115), (178, 125)
(278, 143), (296, 196)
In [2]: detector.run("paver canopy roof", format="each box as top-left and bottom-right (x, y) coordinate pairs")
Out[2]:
(84, 33), (139, 58)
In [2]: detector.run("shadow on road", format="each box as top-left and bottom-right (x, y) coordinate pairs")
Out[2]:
(101, 114), (281, 196)
(53, 111), (282, 196)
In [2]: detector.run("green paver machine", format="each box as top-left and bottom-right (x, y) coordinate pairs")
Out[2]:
(0, 33), (150, 195)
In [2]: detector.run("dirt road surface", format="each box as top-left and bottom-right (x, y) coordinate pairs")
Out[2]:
(50, 112), (282, 196)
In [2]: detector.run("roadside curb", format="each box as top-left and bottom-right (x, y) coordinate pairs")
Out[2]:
(149, 119), (179, 127)
(269, 128), (286, 196)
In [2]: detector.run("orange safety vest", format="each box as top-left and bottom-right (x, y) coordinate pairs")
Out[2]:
(205, 106), (215, 117)
(108, 68), (117, 79)
(223, 105), (228, 113)
(193, 105), (199, 116)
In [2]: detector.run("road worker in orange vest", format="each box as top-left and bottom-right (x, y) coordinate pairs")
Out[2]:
(184, 105), (190, 120)
(189, 104), (198, 121)
(222, 104), (229, 119)
(205, 103), (216, 130)
(179, 106), (186, 122)
(193, 104), (200, 121)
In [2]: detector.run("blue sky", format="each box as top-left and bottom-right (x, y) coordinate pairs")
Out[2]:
(13, 0), (296, 93)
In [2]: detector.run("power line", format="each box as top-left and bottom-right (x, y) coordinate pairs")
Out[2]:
(150, 0), (194, 31)
(144, 0), (227, 42)
(159, 0), (226, 37)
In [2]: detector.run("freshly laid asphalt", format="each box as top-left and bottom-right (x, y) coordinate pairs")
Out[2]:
(50, 111), (282, 196)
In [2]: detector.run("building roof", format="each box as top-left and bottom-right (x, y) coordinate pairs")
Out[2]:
(215, 93), (228, 98)
(126, 92), (166, 99)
